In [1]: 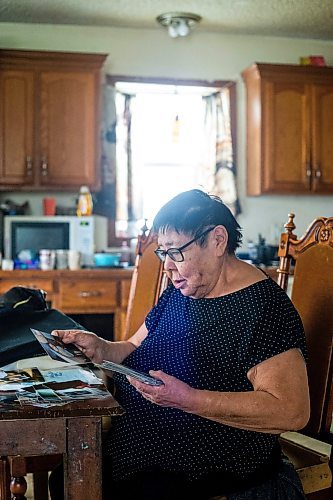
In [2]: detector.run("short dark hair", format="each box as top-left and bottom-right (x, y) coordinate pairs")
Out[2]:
(152, 189), (242, 253)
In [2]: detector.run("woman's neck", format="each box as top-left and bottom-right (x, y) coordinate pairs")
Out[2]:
(205, 254), (267, 298)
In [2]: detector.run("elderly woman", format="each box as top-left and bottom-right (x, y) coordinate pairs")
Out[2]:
(51, 190), (309, 500)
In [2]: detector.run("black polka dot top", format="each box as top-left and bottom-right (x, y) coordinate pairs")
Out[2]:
(105, 277), (307, 482)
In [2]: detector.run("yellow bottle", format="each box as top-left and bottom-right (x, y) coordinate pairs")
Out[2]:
(76, 186), (93, 216)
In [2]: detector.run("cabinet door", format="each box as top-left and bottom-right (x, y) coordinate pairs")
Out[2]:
(262, 80), (310, 193)
(0, 70), (35, 186)
(311, 83), (333, 193)
(39, 71), (98, 188)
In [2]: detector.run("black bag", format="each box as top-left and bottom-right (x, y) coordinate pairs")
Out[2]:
(0, 287), (86, 365)
(0, 286), (48, 317)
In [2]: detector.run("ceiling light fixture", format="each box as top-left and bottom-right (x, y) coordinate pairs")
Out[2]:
(156, 12), (202, 38)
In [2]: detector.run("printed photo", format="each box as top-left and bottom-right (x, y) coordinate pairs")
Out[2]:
(0, 392), (18, 410)
(30, 328), (90, 365)
(0, 368), (44, 384)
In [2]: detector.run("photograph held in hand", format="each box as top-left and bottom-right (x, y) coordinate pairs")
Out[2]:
(31, 329), (163, 386)
(30, 328), (90, 365)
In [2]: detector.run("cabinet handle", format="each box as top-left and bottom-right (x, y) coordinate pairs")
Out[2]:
(314, 169), (322, 179)
(41, 157), (48, 176)
(26, 156), (33, 176)
(78, 291), (102, 298)
(306, 165), (312, 178)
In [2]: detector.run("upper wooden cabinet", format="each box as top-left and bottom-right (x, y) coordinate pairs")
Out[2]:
(242, 63), (333, 195)
(0, 50), (107, 191)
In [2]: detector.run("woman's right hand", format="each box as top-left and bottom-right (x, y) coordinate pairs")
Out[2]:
(51, 329), (105, 364)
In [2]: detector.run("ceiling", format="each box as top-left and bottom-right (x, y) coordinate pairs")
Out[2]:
(1, 0), (333, 41)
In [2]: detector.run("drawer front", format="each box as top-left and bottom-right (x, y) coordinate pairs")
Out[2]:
(59, 279), (117, 312)
(0, 279), (54, 294)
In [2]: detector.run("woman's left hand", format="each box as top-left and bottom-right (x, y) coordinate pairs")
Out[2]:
(127, 370), (195, 411)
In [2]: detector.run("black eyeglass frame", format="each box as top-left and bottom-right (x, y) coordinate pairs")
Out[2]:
(154, 226), (215, 263)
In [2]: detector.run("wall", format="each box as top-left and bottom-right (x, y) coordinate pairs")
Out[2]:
(1, 22), (333, 246)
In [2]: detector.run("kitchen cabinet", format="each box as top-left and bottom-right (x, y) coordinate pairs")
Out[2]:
(0, 49), (107, 191)
(0, 268), (133, 341)
(242, 63), (333, 195)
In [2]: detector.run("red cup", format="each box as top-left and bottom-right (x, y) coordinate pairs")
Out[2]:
(43, 198), (56, 216)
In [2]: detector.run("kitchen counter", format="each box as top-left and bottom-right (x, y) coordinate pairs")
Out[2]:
(0, 268), (133, 341)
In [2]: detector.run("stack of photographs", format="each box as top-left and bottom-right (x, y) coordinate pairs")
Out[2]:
(0, 332), (112, 409)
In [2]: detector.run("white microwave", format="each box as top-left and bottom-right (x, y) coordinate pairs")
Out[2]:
(4, 215), (108, 266)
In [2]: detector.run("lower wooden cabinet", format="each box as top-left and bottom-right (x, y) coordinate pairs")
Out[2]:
(0, 269), (133, 341)
(0, 278), (54, 295)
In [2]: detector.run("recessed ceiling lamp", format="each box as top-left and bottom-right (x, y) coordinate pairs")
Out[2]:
(156, 12), (202, 38)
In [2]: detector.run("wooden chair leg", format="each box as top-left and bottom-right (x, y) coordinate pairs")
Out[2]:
(8, 456), (28, 500)
(0, 457), (11, 500)
(9, 476), (27, 500)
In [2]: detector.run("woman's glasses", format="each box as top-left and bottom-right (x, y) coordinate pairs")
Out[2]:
(154, 227), (215, 263)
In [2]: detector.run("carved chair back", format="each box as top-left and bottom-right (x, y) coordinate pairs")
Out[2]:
(123, 228), (167, 340)
(277, 214), (333, 439)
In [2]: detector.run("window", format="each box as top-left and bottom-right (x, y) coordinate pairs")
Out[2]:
(101, 77), (237, 242)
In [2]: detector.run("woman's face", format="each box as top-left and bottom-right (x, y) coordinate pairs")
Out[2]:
(157, 228), (226, 299)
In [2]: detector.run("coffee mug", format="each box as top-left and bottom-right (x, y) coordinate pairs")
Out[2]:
(2, 259), (14, 271)
(68, 250), (81, 270)
(43, 198), (56, 216)
(39, 249), (56, 270)
(56, 249), (68, 269)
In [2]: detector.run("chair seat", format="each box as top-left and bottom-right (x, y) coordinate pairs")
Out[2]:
(208, 433), (332, 500)
(280, 432), (332, 494)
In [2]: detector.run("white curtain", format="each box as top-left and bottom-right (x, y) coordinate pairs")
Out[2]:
(203, 88), (240, 215)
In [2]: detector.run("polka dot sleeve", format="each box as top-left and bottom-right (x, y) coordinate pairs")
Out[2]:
(240, 280), (307, 373)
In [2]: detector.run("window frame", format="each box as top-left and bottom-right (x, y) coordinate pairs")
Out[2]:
(104, 75), (237, 246)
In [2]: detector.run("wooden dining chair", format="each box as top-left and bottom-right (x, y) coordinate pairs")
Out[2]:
(0, 455), (62, 500)
(124, 218), (333, 499)
(121, 226), (167, 340)
(277, 213), (333, 498)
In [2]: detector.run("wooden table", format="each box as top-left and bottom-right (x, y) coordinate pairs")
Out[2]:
(0, 394), (124, 500)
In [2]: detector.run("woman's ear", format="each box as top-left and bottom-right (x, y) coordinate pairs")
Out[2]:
(213, 225), (228, 256)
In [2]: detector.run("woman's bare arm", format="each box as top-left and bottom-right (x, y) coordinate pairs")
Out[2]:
(188, 348), (310, 433)
(129, 348), (310, 434)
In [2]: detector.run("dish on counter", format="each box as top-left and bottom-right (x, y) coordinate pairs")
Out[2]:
(94, 253), (121, 267)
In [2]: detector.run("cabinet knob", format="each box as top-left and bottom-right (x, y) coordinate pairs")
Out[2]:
(78, 291), (102, 298)
(26, 156), (33, 176)
(306, 166), (312, 178)
(41, 157), (48, 176)
(315, 169), (322, 178)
